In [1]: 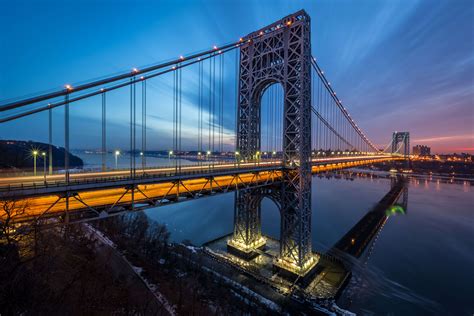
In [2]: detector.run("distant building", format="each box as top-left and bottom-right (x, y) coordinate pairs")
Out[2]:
(413, 145), (431, 156)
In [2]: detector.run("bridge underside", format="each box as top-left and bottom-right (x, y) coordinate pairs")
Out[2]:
(0, 157), (400, 225)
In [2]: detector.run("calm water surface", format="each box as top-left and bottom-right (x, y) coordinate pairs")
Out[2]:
(143, 173), (473, 315)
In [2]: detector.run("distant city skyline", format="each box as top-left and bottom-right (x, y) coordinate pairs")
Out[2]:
(0, 0), (473, 154)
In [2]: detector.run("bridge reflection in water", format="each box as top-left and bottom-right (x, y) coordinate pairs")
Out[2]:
(203, 175), (408, 301)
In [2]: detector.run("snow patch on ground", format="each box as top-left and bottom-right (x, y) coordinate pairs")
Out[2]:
(331, 303), (356, 316)
(132, 266), (143, 274)
(200, 265), (281, 312)
(181, 244), (199, 253)
(84, 223), (117, 248)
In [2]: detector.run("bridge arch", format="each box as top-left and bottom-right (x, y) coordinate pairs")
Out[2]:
(256, 82), (284, 155)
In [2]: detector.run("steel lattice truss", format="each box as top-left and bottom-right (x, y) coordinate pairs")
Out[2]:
(391, 132), (410, 157)
(234, 10), (313, 270)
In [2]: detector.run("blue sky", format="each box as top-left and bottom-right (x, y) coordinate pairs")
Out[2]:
(0, 0), (473, 153)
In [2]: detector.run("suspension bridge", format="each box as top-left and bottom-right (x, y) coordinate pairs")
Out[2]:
(0, 10), (408, 279)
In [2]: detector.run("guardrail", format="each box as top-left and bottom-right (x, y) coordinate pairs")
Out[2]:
(0, 162), (284, 193)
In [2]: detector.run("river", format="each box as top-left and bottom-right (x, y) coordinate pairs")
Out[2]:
(76, 152), (474, 315)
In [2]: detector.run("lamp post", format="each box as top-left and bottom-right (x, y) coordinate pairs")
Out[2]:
(42, 152), (46, 183)
(235, 151), (240, 167)
(140, 152), (144, 173)
(115, 150), (120, 169)
(206, 150), (211, 169)
(32, 150), (38, 176)
(168, 150), (173, 165)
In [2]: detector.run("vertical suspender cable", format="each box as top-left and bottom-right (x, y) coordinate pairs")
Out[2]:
(208, 57), (212, 154)
(130, 79), (133, 176)
(102, 91), (106, 171)
(212, 56), (216, 153)
(235, 49), (239, 152)
(133, 79), (136, 176)
(266, 88), (269, 152)
(178, 64), (182, 171)
(311, 72), (314, 152)
(48, 105), (53, 175)
(142, 80), (146, 170)
(219, 53), (224, 153)
(221, 54), (225, 153)
(65, 93), (70, 184)
(198, 61), (203, 153)
(172, 70), (176, 166)
(270, 85), (274, 153)
(173, 68), (177, 170)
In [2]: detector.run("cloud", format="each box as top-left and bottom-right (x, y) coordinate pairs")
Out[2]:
(412, 134), (474, 143)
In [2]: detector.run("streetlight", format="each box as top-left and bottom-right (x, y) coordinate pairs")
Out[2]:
(140, 152), (144, 173)
(32, 150), (38, 176)
(168, 150), (173, 164)
(206, 150), (211, 170)
(115, 150), (120, 169)
(235, 151), (240, 167)
(42, 152), (46, 182)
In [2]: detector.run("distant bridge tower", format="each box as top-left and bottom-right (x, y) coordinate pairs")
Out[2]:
(229, 10), (316, 279)
(392, 131), (410, 168)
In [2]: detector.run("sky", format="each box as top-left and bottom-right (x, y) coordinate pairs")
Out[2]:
(0, 0), (473, 154)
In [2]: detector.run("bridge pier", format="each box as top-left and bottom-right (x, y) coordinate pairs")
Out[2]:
(227, 189), (266, 259)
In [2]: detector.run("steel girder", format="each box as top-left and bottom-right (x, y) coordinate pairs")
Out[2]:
(234, 10), (313, 269)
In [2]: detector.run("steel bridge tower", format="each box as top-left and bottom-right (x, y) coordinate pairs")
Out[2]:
(229, 10), (316, 278)
(392, 131), (410, 168)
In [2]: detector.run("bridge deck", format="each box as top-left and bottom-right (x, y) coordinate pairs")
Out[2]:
(0, 156), (401, 223)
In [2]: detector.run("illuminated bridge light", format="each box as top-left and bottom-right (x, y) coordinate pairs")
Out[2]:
(65, 84), (73, 91)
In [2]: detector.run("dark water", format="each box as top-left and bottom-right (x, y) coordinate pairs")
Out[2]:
(144, 174), (473, 315)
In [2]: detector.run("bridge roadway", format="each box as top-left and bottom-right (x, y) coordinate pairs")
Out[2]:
(0, 155), (400, 223)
